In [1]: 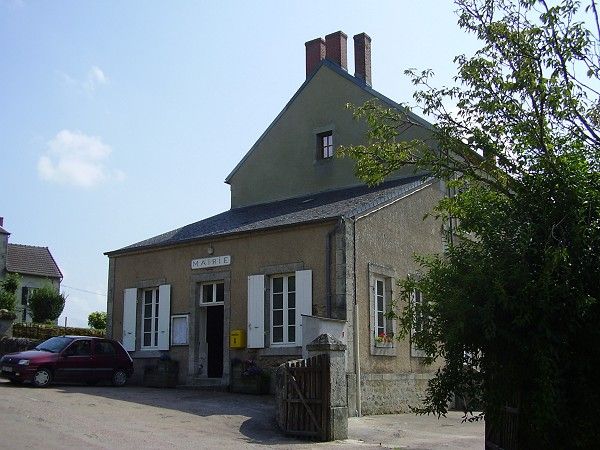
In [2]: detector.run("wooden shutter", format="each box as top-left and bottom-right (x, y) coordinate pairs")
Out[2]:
(157, 284), (171, 350)
(122, 288), (137, 351)
(295, 270), (312, 345)
(247, 275), (265, 348)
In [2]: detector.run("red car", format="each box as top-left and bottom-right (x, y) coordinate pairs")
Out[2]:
(0, 335), (133, 387)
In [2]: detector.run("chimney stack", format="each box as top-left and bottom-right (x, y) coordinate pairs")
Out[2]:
(305, 37), (326, 78)
(325, 31), (347, 71)
(0, 217), (3, 227)
(353, 32), (372, 86)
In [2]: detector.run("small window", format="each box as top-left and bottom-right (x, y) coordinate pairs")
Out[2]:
(201, 282), (225, 304)
(171, 315), (189, 346)
(317, 131), (334, 159)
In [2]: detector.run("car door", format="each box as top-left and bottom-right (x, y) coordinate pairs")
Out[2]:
(91, 340), (118, 382)
(55, 339), (93, 382)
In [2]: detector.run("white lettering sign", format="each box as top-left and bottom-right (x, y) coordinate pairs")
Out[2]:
(191, 255), (231, 270)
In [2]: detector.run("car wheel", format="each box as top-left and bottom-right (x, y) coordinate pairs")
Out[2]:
(112, 369), (127, 387)
(32, 368), (52, 388)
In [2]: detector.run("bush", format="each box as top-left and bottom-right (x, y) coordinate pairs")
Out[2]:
(0, 273), (21, 311)
(88, 311), (107, 330)
(28, 283), (66, 323)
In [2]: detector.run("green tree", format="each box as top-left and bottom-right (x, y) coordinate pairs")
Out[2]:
(0, 273), (21, 311)
(88, 311), (107, 330)
(28, 283), (66, 324)
(340, 0), (600, 447)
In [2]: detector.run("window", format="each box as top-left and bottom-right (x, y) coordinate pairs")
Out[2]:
(65, 339), (91, 356)
(411, 289), (427, 358)
(373, 277), (394, 346)
(171, 315), (189, 346)
(270, 274), (296, 345)
(95, 340), (117, 356)
(317, 131), (334, 159)
(201, 282), (224, 304)
(122, 285), (171, 352)
(142, 287), (160, 348)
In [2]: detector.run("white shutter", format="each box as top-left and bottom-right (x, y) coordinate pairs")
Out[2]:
(410, 290), (426, 357)
(157, 284), (171, 350)
(295, 270), (312, 345)
(247, 275), (265, 348)
(122, 288), (137, 351)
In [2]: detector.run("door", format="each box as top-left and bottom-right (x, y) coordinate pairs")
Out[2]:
(91, 340), (119, 382)
(55, 339), (93, 382)
(206, 305), (224, 378)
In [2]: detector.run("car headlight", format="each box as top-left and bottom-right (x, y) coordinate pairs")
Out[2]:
(17, 359), (30, 366)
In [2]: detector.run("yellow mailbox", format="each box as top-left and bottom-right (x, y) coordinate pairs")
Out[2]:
(229, 329), (246, 349)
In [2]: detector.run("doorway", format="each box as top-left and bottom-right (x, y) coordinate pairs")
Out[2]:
(206, 305), (224, 378)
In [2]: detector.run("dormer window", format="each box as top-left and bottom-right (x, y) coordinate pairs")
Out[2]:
(317, 131), (334, 159)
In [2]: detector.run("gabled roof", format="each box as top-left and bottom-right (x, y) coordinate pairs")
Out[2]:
(107, 175), (434, 256)
(0, 225), (9, 235)
(6, 244), (63, 279)
(225, 59), (433, 184)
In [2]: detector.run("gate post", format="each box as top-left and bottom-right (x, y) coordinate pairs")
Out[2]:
(306, 333), (348, 440)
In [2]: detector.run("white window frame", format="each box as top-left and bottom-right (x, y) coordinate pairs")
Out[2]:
(374, 276), (387, 339)
(200, 281), (225, 305)
(141, 287), (160, 349)
(411, 289), (427, 358)
(270, 274), (297, 346)
(170, 314), (189, 346)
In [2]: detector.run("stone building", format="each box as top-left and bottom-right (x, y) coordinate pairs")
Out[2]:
(105, 32), (445, 415)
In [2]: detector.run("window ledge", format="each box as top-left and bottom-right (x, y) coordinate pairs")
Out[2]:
(258, 346), (302, 357)
(130, 350), (163, 359)
(371, 345), (397, 357)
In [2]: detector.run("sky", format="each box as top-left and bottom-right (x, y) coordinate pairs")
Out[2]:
(0, 1), (478, 327)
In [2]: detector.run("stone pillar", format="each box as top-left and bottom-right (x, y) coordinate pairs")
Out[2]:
(306, 333), (348, 441)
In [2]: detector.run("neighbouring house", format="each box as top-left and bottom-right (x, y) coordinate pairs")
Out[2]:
(105, 32), (446, 415)
(0, 218), (63, 323)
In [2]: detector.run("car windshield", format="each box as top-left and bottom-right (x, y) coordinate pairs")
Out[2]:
(35, 337), (74, 353)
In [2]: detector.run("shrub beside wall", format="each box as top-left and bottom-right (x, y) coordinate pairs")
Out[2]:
(0, 336), (39, 357)
(12, 323), (105, 340)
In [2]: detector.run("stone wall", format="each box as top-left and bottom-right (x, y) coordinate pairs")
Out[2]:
(360, 371), (434, 415)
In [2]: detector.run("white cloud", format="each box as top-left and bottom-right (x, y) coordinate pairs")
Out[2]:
(59, 65), (109, 94)
(85, 66), (108, 91)
(38, 130), (124, 188)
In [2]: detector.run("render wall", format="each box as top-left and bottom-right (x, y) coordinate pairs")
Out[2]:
(353, 182), (445, 414)
(14, 275), (60, 324)
(108, 221), (337, 385)
(228, 65), (431, 208)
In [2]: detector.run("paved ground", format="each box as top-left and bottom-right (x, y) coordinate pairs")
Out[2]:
(0, 380), (483, 449)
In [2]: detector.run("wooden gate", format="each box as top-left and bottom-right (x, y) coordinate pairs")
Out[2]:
(280, 353), (330, 441)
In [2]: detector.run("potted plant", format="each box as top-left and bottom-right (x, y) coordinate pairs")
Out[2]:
(230, 359), (270, 394)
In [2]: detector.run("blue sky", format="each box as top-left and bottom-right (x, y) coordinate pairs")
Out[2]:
(0, 1), (476, 327)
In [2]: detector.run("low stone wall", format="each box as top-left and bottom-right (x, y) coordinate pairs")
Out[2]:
(360, 372), (434, 415)
(0, 336), (39, 357)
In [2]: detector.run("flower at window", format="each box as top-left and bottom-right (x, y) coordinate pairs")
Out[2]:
(375, 331), (394, 344)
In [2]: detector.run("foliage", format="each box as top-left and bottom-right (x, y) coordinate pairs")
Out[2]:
(0, 273), (21, 311)
(28, 283), (66, 324)
(0, 309), (17, 321)
(12, 322), (104, 340)
(340, 0), (600, 447)
(87, 311), (107, 330)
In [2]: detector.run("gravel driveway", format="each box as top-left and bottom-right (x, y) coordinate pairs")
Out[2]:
(0, 380), (483, 449)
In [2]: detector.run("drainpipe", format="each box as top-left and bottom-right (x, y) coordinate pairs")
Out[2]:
(326, 219), (342, 318)
(352, 218), (362, 416)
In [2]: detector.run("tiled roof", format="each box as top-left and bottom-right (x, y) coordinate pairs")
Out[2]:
(6, 244), (63, 279)
(107, 175), (434, 256)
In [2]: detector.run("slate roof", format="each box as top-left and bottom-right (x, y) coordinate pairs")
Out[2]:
(6, 244), (63, 279)
(107, 175), (434, 256)
(0, 225), (8, 235)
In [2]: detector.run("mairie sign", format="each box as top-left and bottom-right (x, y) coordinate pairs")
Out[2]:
(191, 255), (231, 270)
